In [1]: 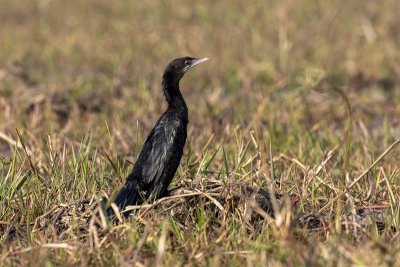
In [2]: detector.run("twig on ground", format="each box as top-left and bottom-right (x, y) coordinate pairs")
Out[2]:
(319, 139), (400, 213)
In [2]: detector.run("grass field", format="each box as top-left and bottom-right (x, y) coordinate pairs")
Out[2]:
(1, 0), (400, 266)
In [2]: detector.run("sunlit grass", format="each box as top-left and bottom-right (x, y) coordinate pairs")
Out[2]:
(0, 0), (400, 266)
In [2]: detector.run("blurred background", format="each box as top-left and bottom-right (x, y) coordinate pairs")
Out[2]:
(0, 0), (399, 160)
(1, 2), (400, 265)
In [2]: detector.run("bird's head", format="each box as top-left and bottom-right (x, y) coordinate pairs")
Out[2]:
(163, 56), (209, 82)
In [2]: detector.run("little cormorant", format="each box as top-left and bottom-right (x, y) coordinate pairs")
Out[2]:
(109, 56), (209, 216)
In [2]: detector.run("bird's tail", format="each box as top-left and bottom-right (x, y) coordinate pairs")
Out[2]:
(106, 180), (141, 217)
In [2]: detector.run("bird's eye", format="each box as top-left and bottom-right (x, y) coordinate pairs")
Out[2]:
(184, 60), (190, 65)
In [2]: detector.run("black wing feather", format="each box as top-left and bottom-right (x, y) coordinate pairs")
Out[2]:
(129, 116), (183, 183)
(111, 112), (187, 214)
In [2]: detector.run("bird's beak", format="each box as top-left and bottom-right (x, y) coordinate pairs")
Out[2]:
(190, 57), (209, 68)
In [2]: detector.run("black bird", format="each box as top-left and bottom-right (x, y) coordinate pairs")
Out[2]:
(108, 56), (209, 216)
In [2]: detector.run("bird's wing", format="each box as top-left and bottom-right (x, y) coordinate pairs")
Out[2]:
(127, 116), (185, 186)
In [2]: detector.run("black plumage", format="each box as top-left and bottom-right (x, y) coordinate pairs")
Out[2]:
(109, 56), (209, 216)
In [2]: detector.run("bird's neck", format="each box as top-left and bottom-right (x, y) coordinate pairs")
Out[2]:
(162, 76), (188, 117)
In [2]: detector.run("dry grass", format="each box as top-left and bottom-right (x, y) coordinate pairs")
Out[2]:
(1, 0), (400, 266)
